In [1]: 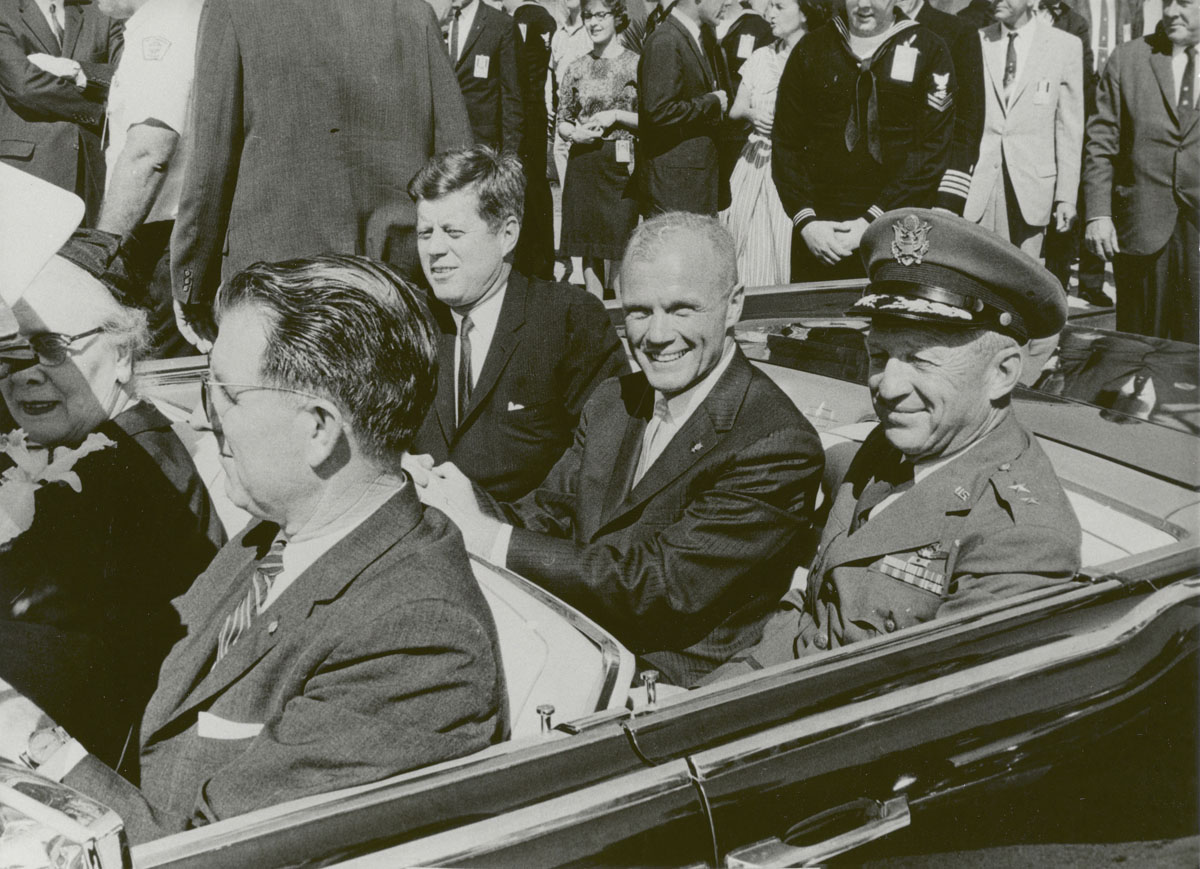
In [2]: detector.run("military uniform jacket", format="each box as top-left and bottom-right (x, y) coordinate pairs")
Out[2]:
(772, 17), (957, 227)
(708, 414), (1081, 680)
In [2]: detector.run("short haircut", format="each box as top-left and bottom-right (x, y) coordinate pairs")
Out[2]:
(620, 211), (738, 296)
(215, 254), (438, 467)
(798, 0), (834, 29)
(583, 0), (630, 33)
(408, 145), (526, 230)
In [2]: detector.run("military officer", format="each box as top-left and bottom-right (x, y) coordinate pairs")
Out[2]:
(706, 207), (1082, 680)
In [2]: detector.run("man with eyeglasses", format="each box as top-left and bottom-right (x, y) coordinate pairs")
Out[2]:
(0, 254), (507, 844)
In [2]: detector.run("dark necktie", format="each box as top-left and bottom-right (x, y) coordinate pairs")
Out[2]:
(699, 24), (723, 92)
(449, 5), (462, 62)
(1098, 0), (1109, 68)
(48, 2), (64, 51)
(457, 314), (474, 426)
(1180, 46), (1197, 113)
(1003, 32), (1018, 93)
(849, 462), (914, 534)
(215, 534), (287, 664)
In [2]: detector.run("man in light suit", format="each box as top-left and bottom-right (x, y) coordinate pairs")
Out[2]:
(1084, 0), (1199, 341)
(638, 0), (731, 215)
(409, 212), (825, 687)
(170, 0), (473, 349)
(409, 147), (626, 501)
(964, 0), (1084, 257)
(0, 255), (507, 844)
(0, 0), (122, 225)
(448, 0), (524, 153)
(708, 209), (1081, 680)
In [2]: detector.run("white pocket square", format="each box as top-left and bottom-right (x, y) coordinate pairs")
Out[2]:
(507, 401), (525, 411)
(198, 711), (264, 740)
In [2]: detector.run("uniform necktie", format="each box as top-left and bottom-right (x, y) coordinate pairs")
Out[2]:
(449, 5), (462, 62)
(48, 2), (64, 50)
(1098, 0), (1110, 69)
(1003, 32), (1018, 94)
(215, 534), (287, 664)
(457, 314), (474, 426)
(850, 462), (914, 533)
(1180, 46), (1197, 113)
(632, 396), (671, 487)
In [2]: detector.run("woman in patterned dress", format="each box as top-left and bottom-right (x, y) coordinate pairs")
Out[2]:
(557, 0), (640, 298)
(723, 0), (832, 287)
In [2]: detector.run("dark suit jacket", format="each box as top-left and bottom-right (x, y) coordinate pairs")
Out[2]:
(915, 2), (986, 213)
(0, 403), (219, 768)
(511, 2), (556, 280)
(66, 486), (507, 844)
(1084, 31), (1200, 256)
(0, 0), (121, 224)
(638, 14), (727, 214)
(414, 272), (626, 501)
(170, 0), (473, 308)
(487, 349), (825, 687)
(454, 0), (524, 153)
(708, 414), (1081, 680)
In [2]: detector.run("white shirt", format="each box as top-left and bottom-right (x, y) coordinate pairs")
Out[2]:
(450, 0), (481, 63)
(671, 7), (705, 54)
(488, 338), (738, 565)
(261, 475), (407, 612)
(105, 0), (204, 223)
(1087, 0), (1118, 66)
(451, 284), (507, 404)
(32, 0), (65, 41)
(1172, 42), (1199, 104)
(999, 16), (1037, 101)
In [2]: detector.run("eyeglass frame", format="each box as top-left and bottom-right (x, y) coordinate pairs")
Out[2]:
(200, 372), (329, 434)
(581, 9), (614, 19)
(0, 327), (107, 376)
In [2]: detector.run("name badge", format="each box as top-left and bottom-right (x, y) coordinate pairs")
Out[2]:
(615, 139), (632, 163)
(1122, 23), (1131, 42)
(738, 34), (755, 59)
(1034, 79), (1051, 104)
(891, 43), (919, 83)
(474, 54), (490, 78)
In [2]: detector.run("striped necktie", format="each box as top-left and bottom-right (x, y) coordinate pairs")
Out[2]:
(215, 534), (287, 664)
(457, 314), (474, 426)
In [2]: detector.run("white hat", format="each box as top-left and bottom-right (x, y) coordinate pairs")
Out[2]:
(0, 163), (85, 306)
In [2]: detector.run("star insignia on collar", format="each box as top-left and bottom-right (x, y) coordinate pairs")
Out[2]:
(691, 442), (703, 453)
(1008, 483), (1031, 494)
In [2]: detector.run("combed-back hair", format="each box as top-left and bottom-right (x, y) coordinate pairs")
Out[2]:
(583, 0), (630, 33)
(407, 145), (526, 229)
(620, 211), (739, 295)
(215, 254), (438, 467)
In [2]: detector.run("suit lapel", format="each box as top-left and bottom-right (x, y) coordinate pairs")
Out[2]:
(18, 0), (60, 55)
(608, 350), (752, 526)
(1007, 20), (1048, 108)
(149, 490), (425, 737)
(457, 2), (488, 70)
(459, 274), (526, 430)
(1149, 40), (1181, 126)
(428, 301), (458, 445)
(62, 0), (83, 58)
(981, 26), (1009, 113)
(668, 16), (715, 90)
(599, 377), (654, 526)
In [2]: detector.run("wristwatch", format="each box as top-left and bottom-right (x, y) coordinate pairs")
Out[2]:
(19, 725), (71, 770)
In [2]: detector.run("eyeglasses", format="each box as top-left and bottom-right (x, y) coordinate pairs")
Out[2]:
(0, 327), (106, 377)
(200, 372), (327, 434)
(582, 9), (614, 19)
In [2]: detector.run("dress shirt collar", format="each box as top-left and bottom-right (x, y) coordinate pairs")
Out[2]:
(671, 7), (704, 48)
(1000, 14), (1036, 38)
(453, 0), (480, 57)
(451, 282), (508, 384)
(652, 337), (737, 430)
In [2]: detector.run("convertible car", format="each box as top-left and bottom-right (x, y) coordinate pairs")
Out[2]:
(13, 284), (1200, 867)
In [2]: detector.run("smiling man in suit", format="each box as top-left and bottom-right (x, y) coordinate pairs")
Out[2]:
(963, 0), (1084, 257)
(448, 0), (525, 153)
(1084, 0), (1199, 341)
(409, 146), (626, 501)
(0, 0), (123, 225)
(408, 212), (824, 687)
(0, 255), (507, 844)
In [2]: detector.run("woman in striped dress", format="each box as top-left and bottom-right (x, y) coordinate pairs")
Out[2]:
(722, 0), (831, 287)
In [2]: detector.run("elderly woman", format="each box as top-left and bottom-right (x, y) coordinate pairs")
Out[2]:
(723, 0), (832, 287)
(0, 236), (221, 770)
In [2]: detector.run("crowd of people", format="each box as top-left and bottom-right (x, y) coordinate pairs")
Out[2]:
(0, 0), (1193, 848)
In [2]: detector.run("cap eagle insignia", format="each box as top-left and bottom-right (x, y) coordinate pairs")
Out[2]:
(891, 214), (931, 266)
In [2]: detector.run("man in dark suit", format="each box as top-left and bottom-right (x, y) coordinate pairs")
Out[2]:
(1084, 3), (1199, 342)
(708, 209), (1082, 680)
(898, 0), (986, 214)
(170, 0), (473, 350)
(449, 0), (524, 153)
(409, 146), (626, 501)
(0, 255), (507, 844)
(506, 0), (556, 279)
(638, 0), (731, 214)
(0, 0), (122, 225)
(408, 212), (824, 687)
